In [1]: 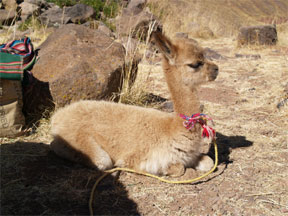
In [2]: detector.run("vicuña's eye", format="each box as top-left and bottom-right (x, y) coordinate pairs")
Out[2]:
(187, 62), (204, 69)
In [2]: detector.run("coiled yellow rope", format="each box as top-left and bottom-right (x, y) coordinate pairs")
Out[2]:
(89, 139), (218, 215)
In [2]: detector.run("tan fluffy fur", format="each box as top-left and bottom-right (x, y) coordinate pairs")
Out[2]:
(50, 31), (219, 176)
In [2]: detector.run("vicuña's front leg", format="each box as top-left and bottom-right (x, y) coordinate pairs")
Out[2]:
(195, 154), (214, 172)
(166, 162), (185, 177)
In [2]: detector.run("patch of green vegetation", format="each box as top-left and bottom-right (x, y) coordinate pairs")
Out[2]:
(18, 16), (43, 31)
(102, 19), (116, 32)
(46, 0), (120, 19)
(102, 0), (119, 18)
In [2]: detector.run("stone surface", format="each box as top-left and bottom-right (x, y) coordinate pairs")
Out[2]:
(39, 3), (95, 27)
(19, 2), (41, 21)
(127, 0), (146, 15)
(38, 6), (70, 27)
(237, 25), (278, 46)
(204, 48), (226, 60)
(24, 0), (49, 9)
(116, 7), (161, 40)
(0, 9), (17, 25)
(65, 3), (95, 24)
(235, 53), (261, 60)
(30, 24), (127, 107)
(97, 22), (113, 37)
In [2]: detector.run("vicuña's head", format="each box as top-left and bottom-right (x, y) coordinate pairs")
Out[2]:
(152, 31), (219, 88)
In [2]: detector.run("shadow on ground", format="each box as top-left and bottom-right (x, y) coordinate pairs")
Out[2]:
(0, 141), (139, 215)
(208, 132), (254, 165)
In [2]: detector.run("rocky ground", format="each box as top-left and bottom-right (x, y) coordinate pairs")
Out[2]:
(1, 36), (287, 215)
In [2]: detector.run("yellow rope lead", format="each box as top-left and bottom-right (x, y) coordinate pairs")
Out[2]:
(89, 140), (218, 215)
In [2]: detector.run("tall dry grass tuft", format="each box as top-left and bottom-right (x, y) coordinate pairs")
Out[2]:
(0, 15), (50, 47)
(116, 21), (161, 107)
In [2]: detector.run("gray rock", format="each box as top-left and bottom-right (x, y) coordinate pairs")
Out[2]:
(19, 1), (41, 21)
(65, 3), (95, 24)
(0, 9), (17, 25)
(39, 3), (95, 27)
(30, 24), (131, 107)
(97, 22), (113, 37)
(116, 7), (161, 40)
(24, 0), (50, 9)
(238, 25), (277, 46)
(235, 53), (261, 60)
(277, 98), (288, 110)
(127, 0), (146, 15)
(204, 48), (226, 60)
(38, 6), (70, 27)
(82, 20), (114, 37)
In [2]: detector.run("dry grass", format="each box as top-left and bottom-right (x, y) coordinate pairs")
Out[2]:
(0, 16), (50, 47)
(148, 0), (288, 38)
(116, 21), (165, 108)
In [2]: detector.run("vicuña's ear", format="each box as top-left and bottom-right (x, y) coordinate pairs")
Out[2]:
(152, 31), (177, 65)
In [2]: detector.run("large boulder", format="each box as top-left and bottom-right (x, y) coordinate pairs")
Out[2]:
(30, 24), (128, 108)
(237, 25), (277, 46)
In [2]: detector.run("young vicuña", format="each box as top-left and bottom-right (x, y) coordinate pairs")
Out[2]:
(50, 31), (219, 176)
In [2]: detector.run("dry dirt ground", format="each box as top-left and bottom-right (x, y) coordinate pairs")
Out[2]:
(1, 38), (288, 215)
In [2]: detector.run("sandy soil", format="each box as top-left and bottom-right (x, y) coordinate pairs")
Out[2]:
(1, 38), (288, 215)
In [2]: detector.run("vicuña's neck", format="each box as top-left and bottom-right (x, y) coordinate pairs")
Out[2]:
(163, 62), (200, 116)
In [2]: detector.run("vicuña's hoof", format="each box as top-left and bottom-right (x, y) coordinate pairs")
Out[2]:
(195, 155), (214, 172)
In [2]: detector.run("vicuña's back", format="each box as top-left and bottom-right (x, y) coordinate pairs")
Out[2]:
(50, 31), (219, 176)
